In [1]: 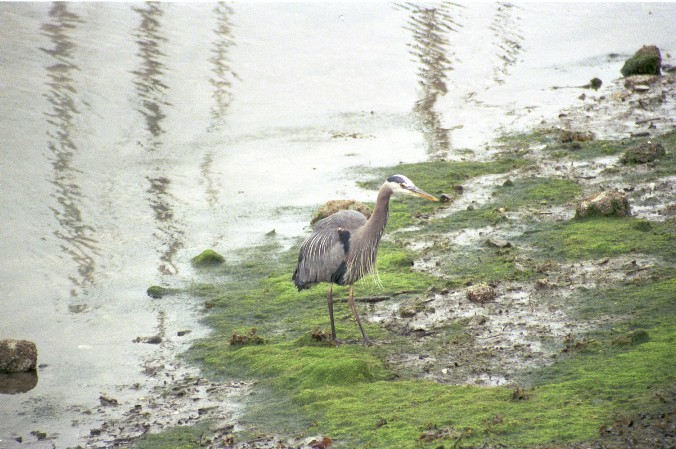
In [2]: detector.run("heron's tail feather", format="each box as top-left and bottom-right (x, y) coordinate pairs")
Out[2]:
(292, 268), (307, 291)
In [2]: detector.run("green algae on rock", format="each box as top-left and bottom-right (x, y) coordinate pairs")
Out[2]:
(575, 190), (631, 219)
(620, 45), (662, 77)
(191, 249), (225, 267)
(620, 141), (666, 165)
(146, 285), (174, 298)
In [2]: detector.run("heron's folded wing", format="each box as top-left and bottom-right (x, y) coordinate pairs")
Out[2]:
(294, 211), (366, 288)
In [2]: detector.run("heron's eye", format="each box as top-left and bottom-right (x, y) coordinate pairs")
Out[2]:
(400, 183), (406, 188)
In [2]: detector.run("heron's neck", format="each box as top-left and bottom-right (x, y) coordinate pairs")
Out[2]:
(361, 183), (393, 242)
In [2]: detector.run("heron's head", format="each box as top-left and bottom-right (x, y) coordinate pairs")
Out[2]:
(386, 175), (438, 201)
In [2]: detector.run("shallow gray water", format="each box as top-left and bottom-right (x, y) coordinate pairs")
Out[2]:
(0, 2), (674, 447)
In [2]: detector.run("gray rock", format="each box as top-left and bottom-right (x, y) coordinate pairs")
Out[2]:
(575, 190), (631, 219)
(466, 284), (496, 304)
(486, 237), (511, 248)
(311, 199), (372, 225)
(0, 339), (37, 373)
(620, 142), (666, 165)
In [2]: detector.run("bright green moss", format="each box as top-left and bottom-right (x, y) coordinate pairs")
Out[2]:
(495, 129), (555, 149)
(187, 278), (676, 448)
(170, 127), (676, 447)
(208, 342), (390, 390)
(359, 158), (529, 194)
(525, 217), (675, 260)
(135, 422), (212, 449)
(495, 177), (582, 208)
(358, 158), (530, 231)
(190, 249), (225, 267)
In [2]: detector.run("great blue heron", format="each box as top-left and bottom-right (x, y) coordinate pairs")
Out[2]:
(292, 175), (438, 345)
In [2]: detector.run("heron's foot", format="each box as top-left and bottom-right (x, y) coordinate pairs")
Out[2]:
(362, 337), (373, 347)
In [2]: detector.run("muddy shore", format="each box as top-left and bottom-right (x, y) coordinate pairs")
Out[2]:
(9, 66), (675, 449)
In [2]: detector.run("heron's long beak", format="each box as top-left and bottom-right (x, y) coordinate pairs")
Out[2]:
(407, 185), (438, 202)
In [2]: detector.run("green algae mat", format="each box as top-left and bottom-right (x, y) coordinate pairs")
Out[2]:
(139, 129), (675, 449)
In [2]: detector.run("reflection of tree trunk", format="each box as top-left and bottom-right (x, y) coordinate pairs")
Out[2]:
(131, 3), (183, 276)
(490, 3), (523, 85)
(40, 2), (99, 302)
(145, 175), (183, 276)
(202, 2), (239, 209)
(131, 2), (170, 141)
(209, 2), (238, 131)
(396, 3), (460, 157)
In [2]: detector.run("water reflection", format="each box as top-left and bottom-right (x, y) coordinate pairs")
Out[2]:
(209, 2), (238, 131)
(0, 372), (38, 395)
(131, 3), (184, 275)
(40, 2), (99, 304)
(489, 3), (523, 85)
(145, 176), (183, 275)
(202, 2), (238, 208)
(396, 2), (461, 157)
(131, 2), (169, 139)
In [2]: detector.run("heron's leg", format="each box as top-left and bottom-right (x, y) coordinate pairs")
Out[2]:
(348, 285), (371, 346)
(327, 284), (337, 341)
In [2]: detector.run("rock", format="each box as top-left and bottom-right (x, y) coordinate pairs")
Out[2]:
(659, 204), (676, 217)
(560, 130), (595, 143)
(311, 199), (372, 225)
(30, 431), (47, 440)
(439, 193), (454, 202)
(228, 328), (265, 346)
(612, 329), (650, 346)
(575, 190), (631, 219)
(133, 335), (162, 344)
(0, 339), (37, 373)
(620, 142), (666, 164)
(620, 45), (661, 77)
(470, 315), (488, 326)
(486, 237), (511, 248)
(512, 387), (528, 400)
(191, 249), (225, 267)
(399, 306), (418, 318)
(99, 394), (119, 407)
(589, 77), (602, 90)
(146, 285), (170, 298)
(535, 278), (554, 290)
(623, 74), (659, 90)
(466, 284), (496, 304)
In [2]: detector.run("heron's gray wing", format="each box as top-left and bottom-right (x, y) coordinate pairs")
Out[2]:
(293, 210), (367, 290)
(311, 209), (367, 232)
